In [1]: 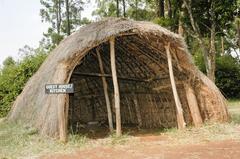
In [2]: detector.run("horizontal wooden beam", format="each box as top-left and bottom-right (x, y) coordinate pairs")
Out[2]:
(74, 91), (173, 99)
(152, 82), (182, 91)
(72, 72), (169, 82)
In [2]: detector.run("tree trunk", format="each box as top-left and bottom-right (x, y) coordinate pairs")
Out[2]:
(65, 0), (71, 35)
(156, 0), (165, 18)
(221, 36), (224, 56)
(183, 0), (212, 81)
(96, 49), (114, 132)
(236, 20), (240, 50)
(123, 0), (126, 17)
(165, 43), (186, 129)
(167, 0), (172, 18)
(110, 37), (122, 136)
(178, 4), (184, 36)
(208, 0), (216, 82)
(55, 0), (61, 34)
(116, 0), (120, 17)
(135, 0), (139, 20)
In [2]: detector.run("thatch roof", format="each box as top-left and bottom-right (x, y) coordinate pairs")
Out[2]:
(8, 18), (229, 139)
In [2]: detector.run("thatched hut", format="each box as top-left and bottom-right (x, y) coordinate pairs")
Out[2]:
(8, 18), (229, 141)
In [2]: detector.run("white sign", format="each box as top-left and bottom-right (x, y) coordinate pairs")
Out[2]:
(45, 84), (74, 94)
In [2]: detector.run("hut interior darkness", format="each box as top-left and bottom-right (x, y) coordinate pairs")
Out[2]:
(68, 34), (193, 135)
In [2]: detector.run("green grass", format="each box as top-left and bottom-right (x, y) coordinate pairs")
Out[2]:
(228, 99), (240, 107)
(0, 99), (240, 158)
(0, 121), (88, 159)
(0, 120), (132, 158)
(228, 99), (240, 124)
(162, 99), (240, 145)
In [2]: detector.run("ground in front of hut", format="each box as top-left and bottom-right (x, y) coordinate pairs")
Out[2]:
(42, 100), (240, 159)
(1, 100), (240, 159)
(43, 139), (240, 159)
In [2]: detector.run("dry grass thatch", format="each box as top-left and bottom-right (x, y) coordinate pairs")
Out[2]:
(7, 18), (229, 139)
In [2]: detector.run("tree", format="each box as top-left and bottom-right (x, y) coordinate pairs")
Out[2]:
(183, 0), (238, 82)
(93, 0), (120, 18)
(156, 0), (164, 18)
(40, 0), (90, 50)
(116, 0), (120, 17)
(93, 0), (154, 20)
(40, 0), (64, 34)
(0, 46), (48, 117)
(65, 0), (71, 35)
(122, 0), (126, 17)
(2, 57), (15, 67)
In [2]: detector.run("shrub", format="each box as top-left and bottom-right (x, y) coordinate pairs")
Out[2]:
(0, 47), (48, 117)
(215, 55), (240, 98)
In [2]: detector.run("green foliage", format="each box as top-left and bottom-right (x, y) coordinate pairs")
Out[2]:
(40, 0), (91, 51)
(215, 55), (240, 98)
(153, 17), (175, 28)
(92, 0), (118, 17)
(194, 52), (240, 99)
(93, 0), (155, 21)
(0, 46), (48, 117)
(0, 121), (89, 158)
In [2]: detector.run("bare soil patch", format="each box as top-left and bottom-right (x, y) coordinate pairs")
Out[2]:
(43, 138), (240, 159)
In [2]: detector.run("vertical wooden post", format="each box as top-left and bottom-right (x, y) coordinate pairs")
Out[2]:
(165, 43), (186, 129)
(110, 37), (122, 136)
(69, 93), (74, 133)
(96, 49), (114, 132)
(58, 94), (69, 142)
(56, 64), (69, 142)
(133, 93), (142, 128)
(185, 84), (203, 127)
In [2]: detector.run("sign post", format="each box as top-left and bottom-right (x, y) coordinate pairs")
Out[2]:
(45, 84), (74, 94)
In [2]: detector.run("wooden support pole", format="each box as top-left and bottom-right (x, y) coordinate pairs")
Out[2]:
(184, 84), (203, 127)
(69, 93), (75, 133)
(72, 72), (169, 82)
(110, 37), (122, 136)
(58, 94), (69, 143)
(165, 43), (186, 129)
(96, 49), (114, 132)
(55, 64), (69, 142)
(133, 93), (142, 128)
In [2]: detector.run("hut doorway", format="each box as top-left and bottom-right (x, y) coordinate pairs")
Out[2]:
(68, 34), (192, 138)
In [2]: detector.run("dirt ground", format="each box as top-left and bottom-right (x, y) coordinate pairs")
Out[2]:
(43, 135), (240, 159)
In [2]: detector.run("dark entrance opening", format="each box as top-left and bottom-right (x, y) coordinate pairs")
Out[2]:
(68, 34), (192, 138)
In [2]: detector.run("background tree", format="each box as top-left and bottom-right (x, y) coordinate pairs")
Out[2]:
(183, 0), (238, 82)
(40, 0), (90, 50)
(0, 46), (48, 117)
(156, 0), (164, 18)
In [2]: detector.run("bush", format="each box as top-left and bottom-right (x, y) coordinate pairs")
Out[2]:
(215, 55), (240, 98)
(0, 47), (48, 117)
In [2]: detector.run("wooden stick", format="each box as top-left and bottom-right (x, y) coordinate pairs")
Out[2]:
(153, 82), (182, 91)
(56, 64), (69, 142)
(184, 84), (203, 127)
(73, 72), (169, 82)
(133, 93), (142, 128)
(110, 37), (122, 136)
(165, 43), (186, 129)
(69, 93), (74, 132)
(96, 49), (114, 132)
(73, 72), (146, 82)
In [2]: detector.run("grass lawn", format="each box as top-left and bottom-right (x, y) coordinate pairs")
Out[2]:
(0, 121), (89, 158)
(228, 99), (240, 124)
(0, 99), (240, 158)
